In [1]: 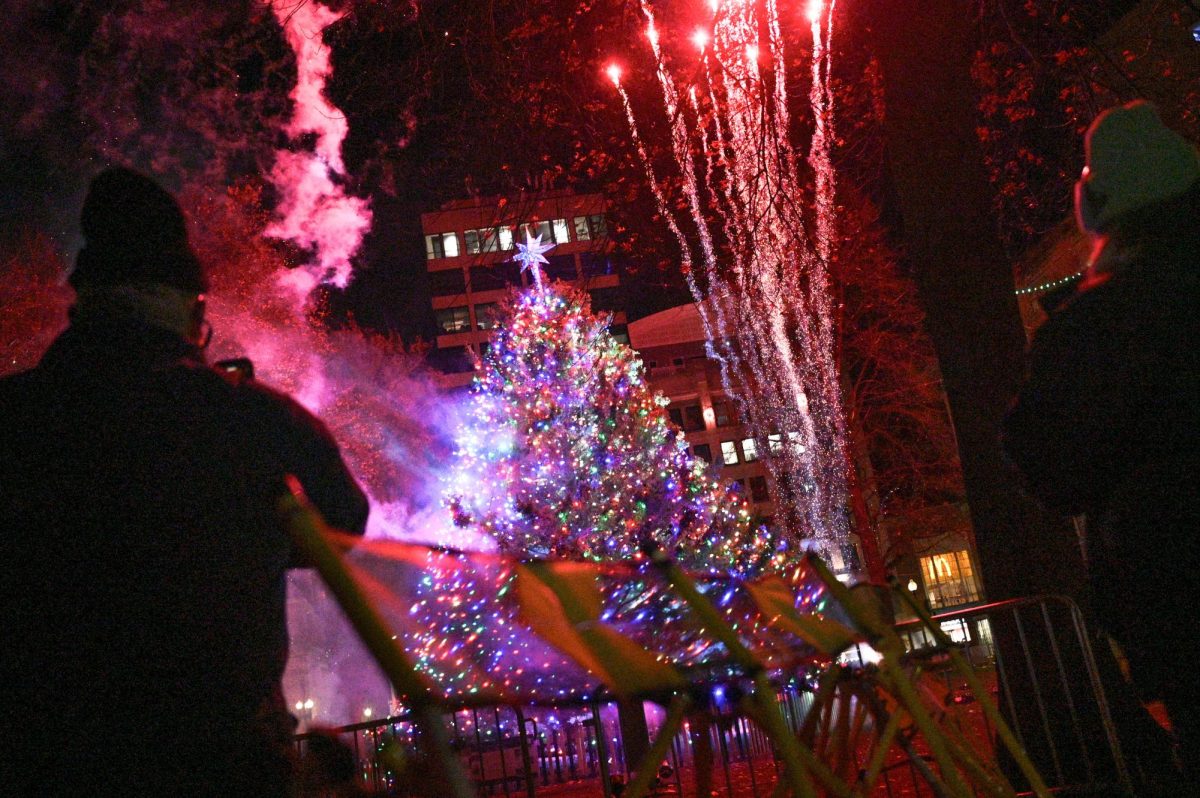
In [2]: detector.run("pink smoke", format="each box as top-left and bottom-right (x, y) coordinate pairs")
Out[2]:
(266, 1), (372, 294)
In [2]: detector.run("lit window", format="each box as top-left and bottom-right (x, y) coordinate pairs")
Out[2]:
(498, 226), (514, 250)
(523, 220), (552, 242)
(787, 431), (806, 454)
(588, 214), (607, 237)
(939, 619), (971, 645)
(552, 218), (571, 244)
(767, 433), (783, 454)
(435, 306), (471, 333)
(425, 232), (460, 260)
(741, 437), (758, 462)
(918, 550), (982, 610)
(465, 228), (502, 255)
(573, 216), (591, 241)
(720, 441), (739, 466)
(573, 214), (608, 241)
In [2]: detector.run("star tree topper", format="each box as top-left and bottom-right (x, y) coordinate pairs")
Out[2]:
(512, 230), (555, 290)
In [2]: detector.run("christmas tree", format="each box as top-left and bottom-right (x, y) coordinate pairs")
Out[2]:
(448, 233), (785, 578)
(395, 235), (793, 702)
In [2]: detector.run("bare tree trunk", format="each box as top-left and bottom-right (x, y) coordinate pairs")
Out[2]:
(867, 0), (1105, 788)
(868, 0), (1085, 614)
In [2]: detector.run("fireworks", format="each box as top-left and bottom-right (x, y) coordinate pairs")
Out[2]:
(609, 0), (851, 556)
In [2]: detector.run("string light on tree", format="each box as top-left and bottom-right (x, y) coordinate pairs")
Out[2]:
(390, 280), (811, 702)
(447, 282), (783, 574)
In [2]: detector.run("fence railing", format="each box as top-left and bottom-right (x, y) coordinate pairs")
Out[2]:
(295, 594), (1138, 797)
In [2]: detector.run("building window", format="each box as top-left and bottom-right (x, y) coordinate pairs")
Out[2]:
(498, 226), (514, 250)
(590, 286), (621, 312)
(424, 232), (460, 260)
(470, 263), (522, 292)
(464, 229), (481, 255)
(435, 306), (471, 334)
(919, 550), (982, 610)
(580, 252), (615, 277)
(741, 437), (758, 462)
(428, 268), (466, 295)
(522, 220), (553, 242)
(749, 475), (770, 502)
(544, 254), (577, 282)
(573, 216), (591, 241)
(668, 404), (703, 432)
(720, 441), (739, 466)
(552, 218), (571, 244)
(692, 443), (712, 463)
(436, 345), (475, 374)
(573, 214), (607, 240)
(474, 303), (501, 330)
(712, 399), (736, 428)
(767, 433), (783, 454)
(460, 226), (513, 252)
(465, 227), (503, 255)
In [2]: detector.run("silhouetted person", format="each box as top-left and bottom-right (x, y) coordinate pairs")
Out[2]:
(1005, 102), (1200, 779)
(0, 168), (369, 796)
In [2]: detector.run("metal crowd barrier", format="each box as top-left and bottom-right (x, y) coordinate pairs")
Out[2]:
(295, 594), (1140, 797)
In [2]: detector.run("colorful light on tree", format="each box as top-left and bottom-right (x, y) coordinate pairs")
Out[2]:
(448, 280), (785, 577)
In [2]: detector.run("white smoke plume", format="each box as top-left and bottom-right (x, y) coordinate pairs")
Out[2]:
(266, 1), (372, 294)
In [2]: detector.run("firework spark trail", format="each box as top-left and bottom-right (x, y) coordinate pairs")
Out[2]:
(715, 3), (834, 544)
(613, 71), (740, 382)
(616, 0), (850, 553)
(804, 0), (852, 483)
(642, 5), (721, 288)
(266, 1), (372, 297)
(641, 4), (754, 431)
(685, 81), (753, 374)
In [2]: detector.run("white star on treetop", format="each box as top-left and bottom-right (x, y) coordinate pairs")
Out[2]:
(511, 231), (555, 290)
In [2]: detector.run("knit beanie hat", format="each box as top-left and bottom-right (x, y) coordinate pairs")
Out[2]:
(70, 167), (208, 293)
(1075, 101), (1200, 235)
